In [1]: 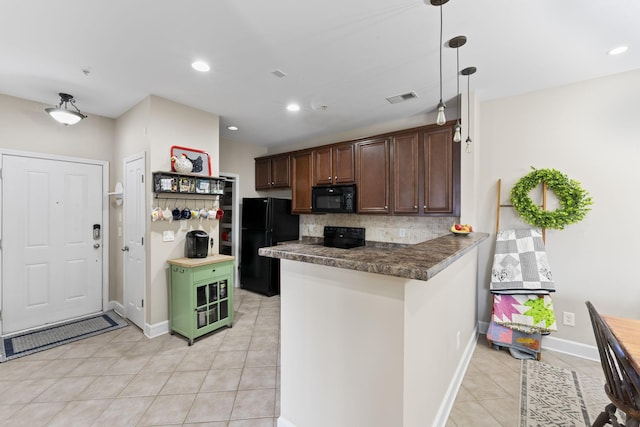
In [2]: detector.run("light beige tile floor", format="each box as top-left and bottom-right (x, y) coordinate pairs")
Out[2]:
(446, 335), (604, 427)
(0, 288), (280, 427)
(0, 288), (603, 427)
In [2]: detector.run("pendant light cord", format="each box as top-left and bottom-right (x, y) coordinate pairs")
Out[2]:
(439, 4), (443, 102)
(456, 47), (460, 120)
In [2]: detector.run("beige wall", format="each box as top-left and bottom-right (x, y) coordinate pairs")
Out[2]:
(220, 137), (267, 200)
(142, 96), (221, 326)
(476, 69), (640, 347)
(0, 93), (114, 161)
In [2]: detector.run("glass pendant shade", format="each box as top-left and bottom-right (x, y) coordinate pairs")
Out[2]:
(453, 122), (462, 142)
(45, 93), (87, 125)
(436, 100), (446, 125)
(45, 108), (85, 125)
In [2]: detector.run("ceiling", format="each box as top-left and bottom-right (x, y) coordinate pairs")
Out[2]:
(1, 0), (638, 148)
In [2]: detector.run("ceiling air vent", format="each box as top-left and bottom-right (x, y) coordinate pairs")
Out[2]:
(386, 91), (418, 104)
(271, 69), (287, 78)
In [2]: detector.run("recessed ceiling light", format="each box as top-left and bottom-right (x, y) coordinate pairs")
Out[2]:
(286, 103), (300, 112)
(608, 45), (628, 56)
(227, 125), (238, 131)
(191, 60), (210, 72)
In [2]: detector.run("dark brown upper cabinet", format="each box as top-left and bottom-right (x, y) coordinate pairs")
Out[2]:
(291, 150), (314, 214)
(355, 137), (390, 214)
(313, 143), (355, 186)
(255, 154), (290, 190)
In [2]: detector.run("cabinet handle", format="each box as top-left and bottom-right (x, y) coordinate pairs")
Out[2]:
(423, 205), (427, 209)
(212, 269), (216, 272)
(271, 181), (275, 185)
(414, 205), (418, 209)
(384, 205), (388, 209)
(334, 176), (337, 180)
(328, 176), (331, 180)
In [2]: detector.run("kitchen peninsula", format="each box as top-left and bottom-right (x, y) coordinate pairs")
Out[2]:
(259, 233), (488, 427)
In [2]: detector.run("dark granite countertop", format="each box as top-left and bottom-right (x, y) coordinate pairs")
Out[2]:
(259, 232), (489, 281)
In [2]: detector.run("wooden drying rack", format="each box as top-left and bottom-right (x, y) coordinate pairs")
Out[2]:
(490, 178), (549, 360)
(495, 178), (547, 243)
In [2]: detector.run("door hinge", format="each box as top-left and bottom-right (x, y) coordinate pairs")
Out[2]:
(141, 299), (144, 308)
(0, 310), (2, 320)
(141, 237), (144, 245)
(141, 174), (144, 183)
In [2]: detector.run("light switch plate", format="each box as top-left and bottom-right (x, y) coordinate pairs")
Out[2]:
(163, 230), (175, 242)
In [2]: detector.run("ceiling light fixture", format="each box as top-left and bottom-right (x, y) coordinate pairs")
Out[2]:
(286, 103), (300, 112)
(227, 125), (239, 131)
(448, 35), (467, 143)
(191, 60), (210, 72)
(461, 66), (477, 154)
(431, 0), (449, 126)
(607, 45), (628, 56)
(45, 93), (87, 126)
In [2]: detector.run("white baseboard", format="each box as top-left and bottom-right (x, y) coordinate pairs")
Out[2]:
(477, 320), (599, 362)
(277, 416), (296, 427)
(145, 320), (169, 339)
(432, 326), (478, 427)
(109, 300), (126, 318)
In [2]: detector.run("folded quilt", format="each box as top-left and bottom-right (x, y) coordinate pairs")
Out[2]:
(490, 228), (554, 293)
(487, 320), (541, 359)
(492, 294), (557, 334)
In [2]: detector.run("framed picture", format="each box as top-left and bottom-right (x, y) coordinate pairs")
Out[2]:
(196, 179), (210, 194)
(171, 145), (212, 176)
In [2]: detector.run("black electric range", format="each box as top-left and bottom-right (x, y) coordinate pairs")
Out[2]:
(323, 226), (366, 249)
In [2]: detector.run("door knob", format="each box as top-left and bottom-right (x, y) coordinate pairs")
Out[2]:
(121, 246), (130, 252)
(93, 243), (100, 249)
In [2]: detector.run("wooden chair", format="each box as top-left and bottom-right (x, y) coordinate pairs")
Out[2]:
(586, 301), (640, 427)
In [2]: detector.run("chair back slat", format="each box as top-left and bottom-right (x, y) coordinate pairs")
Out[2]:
(586, 301), (640, 421)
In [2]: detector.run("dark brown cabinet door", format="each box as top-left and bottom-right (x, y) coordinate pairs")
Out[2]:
(255, 158), (272, 190)
(314, 147), (333, 186)
(292, 151), (313, 214)
(355, 138), (389, 214)
(392, 132), (419, 214)
(270, 155), (290, 188)
(421, 127), (453, 213)
(314, 144), (355, 186)
(254, 154), (290, 190)
(333, 144), (355, 184)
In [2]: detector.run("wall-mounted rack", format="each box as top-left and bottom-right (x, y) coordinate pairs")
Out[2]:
(152, 171), (226, 196)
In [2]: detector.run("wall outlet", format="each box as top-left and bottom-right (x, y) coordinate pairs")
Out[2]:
(398, 228), (406, 237)
(563, 311), (576, 327)
(163, 230), (175, 242)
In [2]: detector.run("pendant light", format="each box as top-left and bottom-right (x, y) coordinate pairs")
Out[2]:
(430, 0), (449, 126)
(448, 35), (466, 142)
(45, 93), (87, 125)
(461, 66), (477, 153)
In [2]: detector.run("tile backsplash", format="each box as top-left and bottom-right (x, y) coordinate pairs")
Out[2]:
(300, 214), (458, 244)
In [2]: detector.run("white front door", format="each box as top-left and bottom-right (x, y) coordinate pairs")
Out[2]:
(123, 154), (145, 330)
(2, 154), (104, 334)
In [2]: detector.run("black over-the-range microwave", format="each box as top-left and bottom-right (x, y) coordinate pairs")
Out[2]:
(311, 184), (356, 213)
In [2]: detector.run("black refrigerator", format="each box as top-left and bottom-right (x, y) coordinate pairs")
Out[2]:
(240, 198), (299, 296)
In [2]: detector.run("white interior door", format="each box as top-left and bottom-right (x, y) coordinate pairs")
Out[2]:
(123, 154), (145, 330)
(2, 154), (103, 334)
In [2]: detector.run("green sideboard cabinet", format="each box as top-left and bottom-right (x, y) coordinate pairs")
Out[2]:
(168, 255), (235, 345)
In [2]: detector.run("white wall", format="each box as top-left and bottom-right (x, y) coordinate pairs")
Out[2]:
(476, 69), (640, 346)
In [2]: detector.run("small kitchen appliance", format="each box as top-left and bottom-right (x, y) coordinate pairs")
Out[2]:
(323, 226), (365, 249)
(311, 184), (356, 213)
(185, 230), (209, 258)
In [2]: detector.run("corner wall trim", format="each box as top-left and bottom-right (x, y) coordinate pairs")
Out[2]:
(432, 326), (478, 427)
(145, 320), (169, 339)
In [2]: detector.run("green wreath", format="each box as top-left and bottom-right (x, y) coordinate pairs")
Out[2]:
(510, 167), (593, 230)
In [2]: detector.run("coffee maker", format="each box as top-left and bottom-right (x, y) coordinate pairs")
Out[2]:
(185, 230), (209, 258)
